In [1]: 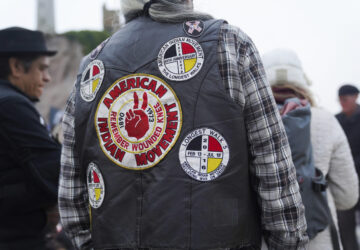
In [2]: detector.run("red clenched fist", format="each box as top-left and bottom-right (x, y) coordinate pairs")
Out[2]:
(125, 92), (150, 140)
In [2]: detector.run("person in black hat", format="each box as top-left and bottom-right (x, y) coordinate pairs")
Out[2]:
(335, 84), (360, 250)
(0, 27), (61, 250)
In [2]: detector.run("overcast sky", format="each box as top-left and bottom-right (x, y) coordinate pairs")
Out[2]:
(1, 0), (359, 113)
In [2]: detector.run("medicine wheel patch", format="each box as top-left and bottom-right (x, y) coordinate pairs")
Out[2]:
(80, 60), (105, 102)
(95, 74), (182, 170)
(158, 37), (204, 81)
(87, 163), (105, 209)
(179, 128), (229, 182)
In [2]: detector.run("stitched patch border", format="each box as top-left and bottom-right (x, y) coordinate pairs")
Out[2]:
(95, 74), (182, 170)
(80, 60), (105, 102)
(87, 162), (105, 209)
(157, 37), (204, 82)
(179, 127), (229, 182)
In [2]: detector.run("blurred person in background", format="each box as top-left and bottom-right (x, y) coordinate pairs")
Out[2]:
(0, 27), (61, 250)
(59, 0), (308, 249)
(262, 48), (359, 250)
(336, 84), (360, 250)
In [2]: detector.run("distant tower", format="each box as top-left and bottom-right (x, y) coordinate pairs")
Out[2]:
(103, 3), (121, 33)
(37, 0), (55, 34)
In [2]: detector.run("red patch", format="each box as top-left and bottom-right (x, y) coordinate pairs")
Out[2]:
(208, 136), (222, 152)
(93, 65), (100, 76)
(182, 42), (195, 55)
(93, 171), (100, 183)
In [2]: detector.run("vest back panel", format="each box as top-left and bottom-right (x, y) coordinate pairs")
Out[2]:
(75, 17), (261, 249)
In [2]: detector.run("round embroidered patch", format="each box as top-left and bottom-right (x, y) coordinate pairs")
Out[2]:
(87, 162), (105, 209)
(80, 60), (105, 102)
(95, 74), (182, 170)
(183, 20), (205, 37)
(90, 38), (109, 60)
(179, 128), (229, 182)
(157, 37), (204, 82)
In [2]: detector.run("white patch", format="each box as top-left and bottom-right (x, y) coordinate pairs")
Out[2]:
(87, 162), (105, 209)
(95, 74), (182, 170)
(158, 37), (204, 82)
(80, 60), (105, 102)
(179, 127), (229, 182)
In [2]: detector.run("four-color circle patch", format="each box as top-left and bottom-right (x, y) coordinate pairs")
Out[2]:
(80, 60), (105, 102)
(95, 74), (182, 170)
(87, 163), (105, 209)
(179, 128), (229, 182)
(158, 37), (204, 81)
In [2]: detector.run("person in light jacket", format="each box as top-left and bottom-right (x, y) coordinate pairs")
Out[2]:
(262, 48), (359, 250)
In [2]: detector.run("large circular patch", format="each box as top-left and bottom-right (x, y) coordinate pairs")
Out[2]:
(95, 74), (182, 170)
(87, 163), (105, 209)
(179, 128), (229, 182)
(157, 37), (204, 81)
(80, 60), (105, 102)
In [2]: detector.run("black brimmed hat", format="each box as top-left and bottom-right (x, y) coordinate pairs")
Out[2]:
(338, 84), (359, 96)
(0, 27), (57, 56)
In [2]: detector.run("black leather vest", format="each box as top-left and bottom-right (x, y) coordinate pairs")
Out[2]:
(75, 17), (261, 250)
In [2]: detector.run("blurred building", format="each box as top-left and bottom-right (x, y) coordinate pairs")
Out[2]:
(103, 3), (121, 33)
(37, 0), (55, 34)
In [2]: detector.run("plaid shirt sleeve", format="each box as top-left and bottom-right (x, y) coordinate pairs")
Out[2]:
(58, 86), (93, 250)
(218, 23), (309, 249)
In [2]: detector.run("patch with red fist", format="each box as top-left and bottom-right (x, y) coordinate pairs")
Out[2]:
(95, 74), (182, 170)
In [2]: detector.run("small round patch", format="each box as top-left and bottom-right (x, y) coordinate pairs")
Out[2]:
(179, 128), (229, 182)
(87, 163), (105, 209)
(95, 74), (182, 170)
(158, 37), (204, 82)
(90, 38), (109, 60)
(183, 20), (205, 37)
(80, 60), (105, 102)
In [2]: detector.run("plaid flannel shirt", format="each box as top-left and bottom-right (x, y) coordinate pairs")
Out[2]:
(59, 22), (309, 250)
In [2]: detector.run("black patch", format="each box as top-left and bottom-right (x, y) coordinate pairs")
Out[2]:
(164, 44), (177, 59)
(183, 20), (205, 37)
(187, 136), (202, 151)
(84, 70), (90, 81)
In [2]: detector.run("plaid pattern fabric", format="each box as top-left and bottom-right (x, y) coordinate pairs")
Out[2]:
(59, 23), (308, 250)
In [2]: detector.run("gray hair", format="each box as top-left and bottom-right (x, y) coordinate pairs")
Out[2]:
(121, 0), (213, 23)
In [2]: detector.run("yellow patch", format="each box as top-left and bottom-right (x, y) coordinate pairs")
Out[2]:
(95, 188), (101, 201)
(207, 158), (222, 173)
(92, 79), (100, 93)
(184, 59), (197, 72)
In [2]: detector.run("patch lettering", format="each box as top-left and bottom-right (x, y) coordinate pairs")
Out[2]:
(95, 74), (182, 170)
(80, 60), (105, 102)
(87, 163), (105, 209)
(179, 128), (229, 182)
(158, 37), (204, 81)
